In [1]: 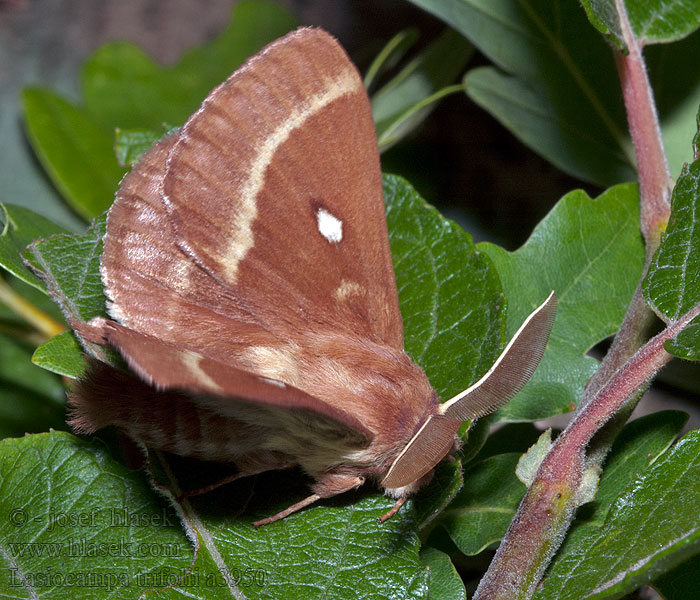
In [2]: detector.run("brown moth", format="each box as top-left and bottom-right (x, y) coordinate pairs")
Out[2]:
(67, 27), (557, 526)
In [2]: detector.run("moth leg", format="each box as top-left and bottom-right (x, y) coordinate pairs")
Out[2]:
(378, 496), (406, 523)
(179, 472), (245, 500)
(180, 451), (294, 500)
(253, 474), (365, 527)
(379, 468), (434, 523)
(252, 493), (322, 528)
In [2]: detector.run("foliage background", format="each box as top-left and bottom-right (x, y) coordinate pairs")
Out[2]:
(1, 1), (700, 599)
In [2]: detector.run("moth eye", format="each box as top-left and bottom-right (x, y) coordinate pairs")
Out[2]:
(315, 206), (343, 243)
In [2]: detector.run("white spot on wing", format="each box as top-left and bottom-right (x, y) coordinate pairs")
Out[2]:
(317, 208), (343, 243)
(222, 67), (360, 282)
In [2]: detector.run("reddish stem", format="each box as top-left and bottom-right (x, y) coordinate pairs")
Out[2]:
(474, 3), (676, 598)
(473, 303), (700, 599)
(614, 0), (671, 249)
(473, 3), (678, 597)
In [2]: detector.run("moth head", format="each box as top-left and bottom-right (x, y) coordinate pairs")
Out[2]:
(381, 291), (558, 493)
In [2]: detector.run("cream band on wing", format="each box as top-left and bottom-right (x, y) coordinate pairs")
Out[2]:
(222, 67), (361, 283)
(333, 279), (362, 302)
(181, 349), (223, 393)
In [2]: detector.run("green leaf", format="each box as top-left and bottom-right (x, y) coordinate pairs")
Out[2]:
(414, 457), (464, 530)
(433, 453), (526, 556)
(372, 29), (473, 152)
(406, 0), (635, 186)
(81, 0), (296, 131)
(653, 553), (700, 599)
(1, 72), (85, 234)
(23, 216), (112, 367)
(364, 28), (420, 91)
(592, 411), (686, 512)
(534, 429), (700, 600)
(668, 320), (700, 360)
(32, 331), (87, 379)
(516, 429), (552, 487)
(644, 160), (700, 321)
(385, 174), (505, 402)
(0, 432), (197, 598)
(177, 466), (430, 599)
(408, 1), (700, 184)
(580, 0), (700, 49)
(114, 126), (175, 167)
(643, 141), (700, 359)
(23, 216), (107, 325)
(0, 432), (431, 599)
(556, 411), (687, 554)
(579, 0), (630, 50)
(421, 546), (467, 600)
(0, 334), (64, 404)
(479, 183), (645, 421)
(0, 202), (68, 291)
(21, 89), (126, 219)
(463, 66), (632, 185)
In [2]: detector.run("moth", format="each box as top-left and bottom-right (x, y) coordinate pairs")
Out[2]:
(65, 28), (557, 526)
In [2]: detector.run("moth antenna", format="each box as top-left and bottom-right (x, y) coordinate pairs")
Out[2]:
(440, 291), (557, 421)
(381, 292), (556, 490)
(378, 496), (406, 523)
(252, 493), (321, 528)
(381, 414), (460, 488)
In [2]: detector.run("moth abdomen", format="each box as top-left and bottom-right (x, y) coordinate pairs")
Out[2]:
(69, 356), (377, 475)
(69, 361), (269, 463)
